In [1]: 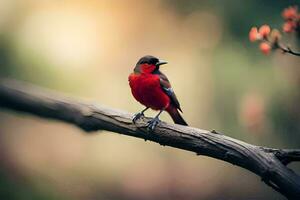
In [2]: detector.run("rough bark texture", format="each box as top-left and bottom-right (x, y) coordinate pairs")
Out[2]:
(0, 79), (300, 199)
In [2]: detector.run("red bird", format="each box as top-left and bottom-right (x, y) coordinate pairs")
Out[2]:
(128, 55), (188, 130)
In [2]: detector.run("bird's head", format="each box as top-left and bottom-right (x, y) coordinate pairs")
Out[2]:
(134, 55), (168, 74)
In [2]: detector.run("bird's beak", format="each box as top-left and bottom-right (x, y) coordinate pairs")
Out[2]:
(156, 59), (168, 66)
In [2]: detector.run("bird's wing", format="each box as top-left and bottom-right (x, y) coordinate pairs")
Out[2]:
(159, 72), (182, 112)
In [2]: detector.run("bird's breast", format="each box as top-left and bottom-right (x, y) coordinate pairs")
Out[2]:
(128, 73), (170, 110)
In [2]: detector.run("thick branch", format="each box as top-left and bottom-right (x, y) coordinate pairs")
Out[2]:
(0, 79), (300, 199)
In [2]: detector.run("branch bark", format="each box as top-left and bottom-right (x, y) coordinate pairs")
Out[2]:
(0, 79), (300, 199)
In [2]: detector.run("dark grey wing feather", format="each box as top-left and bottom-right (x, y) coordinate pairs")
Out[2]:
(159, 72), (182, 112)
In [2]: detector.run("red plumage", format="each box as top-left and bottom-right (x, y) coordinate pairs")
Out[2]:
(128, 56), (188, 128)
(129, 73), (170, 110)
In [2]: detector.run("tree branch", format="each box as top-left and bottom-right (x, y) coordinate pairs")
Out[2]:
(0, 78), (300, 199)
(263, 148), (300, 165)
(278, 44), (300, 56)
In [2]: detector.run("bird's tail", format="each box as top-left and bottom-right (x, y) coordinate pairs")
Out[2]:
(166, 106), (188, 126)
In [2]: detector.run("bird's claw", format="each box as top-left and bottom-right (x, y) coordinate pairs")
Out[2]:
(147, 118), (160, 131)
(132, 112), (144, 123)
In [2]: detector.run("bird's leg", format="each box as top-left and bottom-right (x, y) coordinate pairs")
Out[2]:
(133, 107), (149, 123)
(147, 109), (164, 131)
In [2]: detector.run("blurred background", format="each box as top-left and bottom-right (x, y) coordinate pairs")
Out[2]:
(0, 0), (300, 199)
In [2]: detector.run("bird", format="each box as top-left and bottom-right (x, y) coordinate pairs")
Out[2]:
(128, 55), (188, 130)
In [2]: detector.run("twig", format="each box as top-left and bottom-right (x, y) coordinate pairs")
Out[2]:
(277, 43), (300, 56)
(263, 37), (300, 57)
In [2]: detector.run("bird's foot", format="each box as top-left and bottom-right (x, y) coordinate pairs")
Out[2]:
(147, 117), (160, 131)
(132, 112), (144, 123)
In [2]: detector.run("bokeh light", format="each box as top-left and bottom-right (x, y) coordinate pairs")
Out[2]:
(0, 1), (299, 200)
